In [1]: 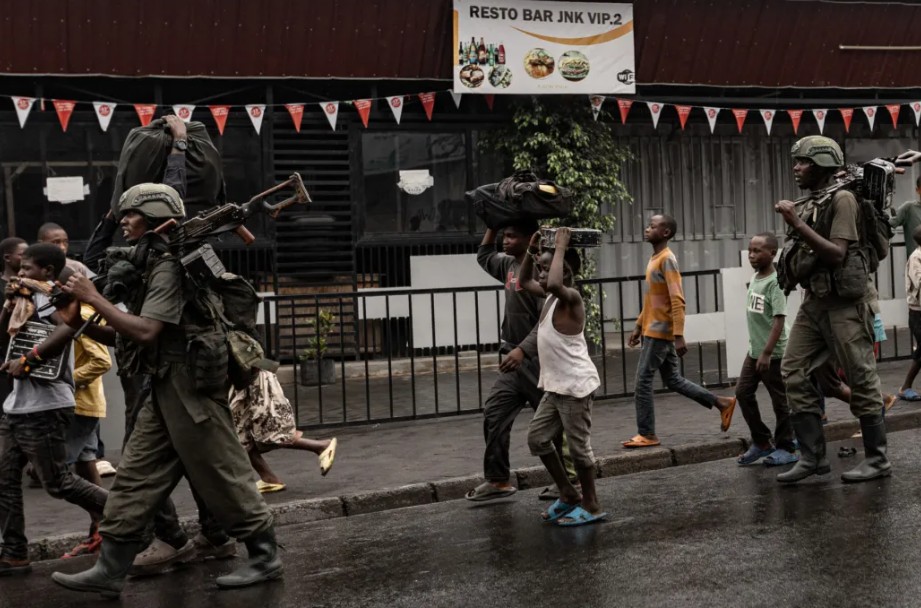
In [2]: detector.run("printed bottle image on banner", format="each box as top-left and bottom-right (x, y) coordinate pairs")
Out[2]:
(453, 0), (635, 95)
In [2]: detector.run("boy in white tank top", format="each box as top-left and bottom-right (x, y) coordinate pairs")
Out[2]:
(518, 228), (605, 526)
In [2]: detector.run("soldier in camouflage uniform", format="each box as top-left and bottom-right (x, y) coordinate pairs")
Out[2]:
(775, 136), (890, 484)
(50, 184), (282, 598)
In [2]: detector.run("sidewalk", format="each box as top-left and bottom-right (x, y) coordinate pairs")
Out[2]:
(21, 359), (921, 559)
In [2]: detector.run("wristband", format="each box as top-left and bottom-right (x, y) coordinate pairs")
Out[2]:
(527, 247), (539, 256)
(18, 355), (31, 374)
(29, 346), (42, 362)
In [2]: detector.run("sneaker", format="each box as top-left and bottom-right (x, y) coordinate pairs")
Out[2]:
(96, 460), (117, 477)
(0, 556), (31, 576)
(190, 533), (237, 562)
(737, 444), (774, 466)
(61, 524), (102, 559)
(129, 538), (197, 577)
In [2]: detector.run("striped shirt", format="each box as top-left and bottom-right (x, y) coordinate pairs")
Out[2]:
(636, 247), (686, 341)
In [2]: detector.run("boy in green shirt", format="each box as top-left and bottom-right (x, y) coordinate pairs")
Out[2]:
(735, 233), (799, 466)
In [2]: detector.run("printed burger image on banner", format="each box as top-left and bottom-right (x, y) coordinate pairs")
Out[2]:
(453, 0), (635, 95)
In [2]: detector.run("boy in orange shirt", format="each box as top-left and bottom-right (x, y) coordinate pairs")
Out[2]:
(624, 214), (737, 447)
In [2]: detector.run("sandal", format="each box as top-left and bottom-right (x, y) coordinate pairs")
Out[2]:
(556, 506), (608, 527)
(720, 397), (737, 432)
(883, 394), (898, 413)
(763, 449), (799, 467)
(256, 480), (286, 494)
(737, 444), (774, 466)
(319, 437), (337, 476)
(899, 388), (921, 402)
(465, 482), (517, 502)
(622, 434), (661, 448)
(541, 499), (578, 523)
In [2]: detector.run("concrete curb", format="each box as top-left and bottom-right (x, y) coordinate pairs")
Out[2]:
(25, 410), (918, 563)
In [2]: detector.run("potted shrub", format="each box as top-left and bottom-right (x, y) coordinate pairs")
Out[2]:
(298, 309), (336, 386)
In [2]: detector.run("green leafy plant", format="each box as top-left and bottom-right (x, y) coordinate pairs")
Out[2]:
(480, 97), (633, 343)
(299, 309), (335, 361)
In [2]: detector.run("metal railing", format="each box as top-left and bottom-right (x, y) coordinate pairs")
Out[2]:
(258, 270), (735, 429)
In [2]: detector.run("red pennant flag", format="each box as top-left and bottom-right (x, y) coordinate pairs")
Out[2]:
(134, 104), (156, 126)
(208, 105), (230, 135)
(839, 108), (854, 133)
(484, 94), (495, 111)
(354, 99), (372, 128)
(732, 109), (747, 133)
(617, 99), (633, 124)
(787, 110), (803, 134)
(53, 100), (76, 132)
(886, 104), (901, 128)
(419, 92), (436, 120)
(285, 103), (305, 133)
(675, 105), (692, 130)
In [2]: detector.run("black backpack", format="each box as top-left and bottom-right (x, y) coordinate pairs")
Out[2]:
(466, 170), (572, 229)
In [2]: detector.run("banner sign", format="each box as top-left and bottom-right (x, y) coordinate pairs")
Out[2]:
(453, 0), (635, 94)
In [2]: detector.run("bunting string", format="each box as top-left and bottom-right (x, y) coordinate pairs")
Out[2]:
(5, 91), (921, 136)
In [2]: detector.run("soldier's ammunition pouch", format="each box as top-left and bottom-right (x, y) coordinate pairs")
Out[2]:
(778, 239), (818, 294)
(185, 323), (230, 392)
(832, 248), (871, 300)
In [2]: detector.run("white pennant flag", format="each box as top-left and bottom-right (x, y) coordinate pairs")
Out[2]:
(862, 106), (878, 131)
(245, 104), (266, 134)
(12, 96), (35, 128)
(759, 109), (775, 135)
(647, 101), (664, 129)
(589, 95), (605, 121)
(907, 102), (921, 128)
(704, 107), (720, 133)
(172, 104), (195, 123)
(812, 109), (828, 134)
(386, 96), (404, 125)
(92, 102), (117, 132)
(320, 101), (339, 131)
(449, 91), (462, 109)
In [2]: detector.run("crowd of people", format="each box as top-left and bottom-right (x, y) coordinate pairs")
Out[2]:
(0, 121), (918, 593)
(0, 115), (336, 598)
(464, 135), (920, 523)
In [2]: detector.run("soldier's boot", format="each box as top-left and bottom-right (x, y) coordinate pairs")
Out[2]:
(777, 413), (830, 483)
(51, 538), (143, 599)
(215, 528), (283, 589)
(842, 413), (892, 483)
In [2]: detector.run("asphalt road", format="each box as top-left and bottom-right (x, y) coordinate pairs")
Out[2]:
(7, 428), (921, 608)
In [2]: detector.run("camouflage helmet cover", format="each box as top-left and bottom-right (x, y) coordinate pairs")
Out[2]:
(790, 135), (844, 168)
(116, 183), (186, 222)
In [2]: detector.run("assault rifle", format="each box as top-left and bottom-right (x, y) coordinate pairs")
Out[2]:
(70, 174), (311, 337)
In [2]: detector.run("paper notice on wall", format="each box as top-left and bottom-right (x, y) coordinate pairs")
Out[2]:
(45, 177), (86, 203)
(453, 0), (635, 94)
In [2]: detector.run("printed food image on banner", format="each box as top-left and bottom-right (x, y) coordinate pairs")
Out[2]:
(453, 0), (635, 95)
(524, 48), (554, 79)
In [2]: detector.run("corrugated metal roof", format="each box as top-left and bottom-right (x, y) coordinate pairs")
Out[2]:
(2, 0), (921, 88)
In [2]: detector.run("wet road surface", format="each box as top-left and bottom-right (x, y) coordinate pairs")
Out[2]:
(6, 429), (921, 607)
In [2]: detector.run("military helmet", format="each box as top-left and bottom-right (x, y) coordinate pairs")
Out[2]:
(790, 135), (844, 168)
(116, 183), (186, 222)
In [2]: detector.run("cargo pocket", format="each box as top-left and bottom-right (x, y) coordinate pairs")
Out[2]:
(185, 324), (229, 393)
(833, 252), (870, 300)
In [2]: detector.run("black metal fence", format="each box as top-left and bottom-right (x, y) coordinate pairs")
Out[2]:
(257, 270), (743, 429)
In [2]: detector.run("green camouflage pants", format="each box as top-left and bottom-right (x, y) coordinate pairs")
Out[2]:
(781, 299), (882, 418)
(99, 363), (272, 543)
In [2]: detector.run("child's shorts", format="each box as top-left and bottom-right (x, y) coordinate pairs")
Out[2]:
(64, 413), (100, 465)
(527, 391), (595, 469)
(911, 310), (921, 361)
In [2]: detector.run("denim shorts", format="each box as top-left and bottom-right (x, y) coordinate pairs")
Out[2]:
(64, 413), (100, 465)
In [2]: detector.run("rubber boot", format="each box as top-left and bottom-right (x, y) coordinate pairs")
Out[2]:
(51, 538), (143, 599)
(842, 413), (892, 483)
(215, 528), (283, 589)
(777, 413), (830, 483)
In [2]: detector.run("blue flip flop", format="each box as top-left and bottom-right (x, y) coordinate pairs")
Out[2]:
(555, 506), (608, 527)
(542, 499), (578, 523)
(900, 388), (921, 402)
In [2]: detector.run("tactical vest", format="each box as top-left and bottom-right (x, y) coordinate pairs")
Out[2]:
(777, 190), (871, 300)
